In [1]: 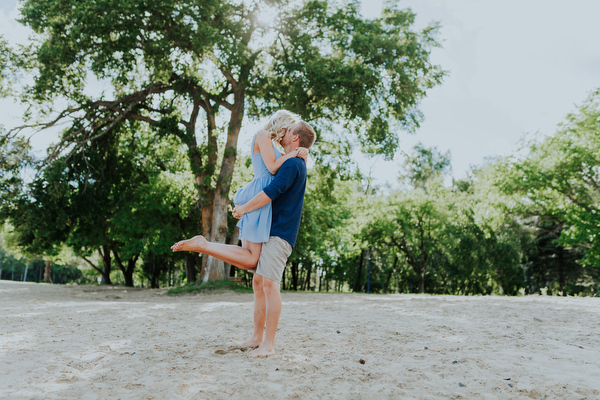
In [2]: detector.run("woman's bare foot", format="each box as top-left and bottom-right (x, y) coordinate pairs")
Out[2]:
(248, 344), (275, 358)
(171, 235), (208, 253)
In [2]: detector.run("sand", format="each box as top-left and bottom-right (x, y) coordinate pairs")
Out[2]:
(1, 280), (599, 400)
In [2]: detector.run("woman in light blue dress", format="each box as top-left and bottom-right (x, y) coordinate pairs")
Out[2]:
(233, 110), (308, 265)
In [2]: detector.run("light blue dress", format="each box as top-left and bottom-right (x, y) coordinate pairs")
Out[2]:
(233, 134), (282, 243)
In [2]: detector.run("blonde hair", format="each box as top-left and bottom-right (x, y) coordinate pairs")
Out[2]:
(263, 110), (301, 142)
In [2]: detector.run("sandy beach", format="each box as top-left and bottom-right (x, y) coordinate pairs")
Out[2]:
(1, 280), (599, 399)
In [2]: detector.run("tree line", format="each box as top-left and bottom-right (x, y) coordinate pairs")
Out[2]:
(1, 1), (598, 295)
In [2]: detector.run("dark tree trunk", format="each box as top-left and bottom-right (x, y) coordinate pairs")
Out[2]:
(383, 256), (398, 293)
(291, 261), (299, 291)
(303, 263), (312, 291)
(224, 225), (239, 279)
(43, 260), (53, 284)
(354, 250), (367, 292)
(124, 257), (137, 287)
(557, 246), (565, 292)
(150, 256), (160, 289)
(113, 250), (138, 287)
(99, 245), (112, 284)
(186, 253), (197, 284)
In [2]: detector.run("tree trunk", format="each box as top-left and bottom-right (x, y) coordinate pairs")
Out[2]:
(291, 261), (299, 290)
(124, 257), (137, 287)
(186, 253), (197, 284)
(557, 246), (565, 293)
(99, 245), (112, 284)
(113, 250), (137, 287)
(150, 256), (160, 289)
(303, 263), (312, 291)
(224, 225), (240, 279)
(44, 260), (53, 284)
(202, 88), (244, 282)
(383, 256), (398, 293)
(418, 266), (425, 294)
(354, 250), (367, 292)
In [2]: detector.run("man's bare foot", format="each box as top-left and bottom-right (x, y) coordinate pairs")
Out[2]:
(248, 344), (275, 358)
(238, 338), (261, 349)
(171, 235), (208, 253)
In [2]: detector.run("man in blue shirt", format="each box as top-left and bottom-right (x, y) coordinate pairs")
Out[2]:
(171, 121), (316, 358)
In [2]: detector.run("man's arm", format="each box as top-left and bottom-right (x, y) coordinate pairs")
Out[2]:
(233, 191), (271, 219)
(233, 159), (301, 219)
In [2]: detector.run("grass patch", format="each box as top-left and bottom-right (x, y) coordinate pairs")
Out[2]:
(166, 279), (253, 296)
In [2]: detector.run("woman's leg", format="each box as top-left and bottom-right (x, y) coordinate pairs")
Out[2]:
(171, 235), (262, 271)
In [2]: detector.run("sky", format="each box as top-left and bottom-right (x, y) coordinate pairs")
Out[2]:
(1, 0), (600, 184)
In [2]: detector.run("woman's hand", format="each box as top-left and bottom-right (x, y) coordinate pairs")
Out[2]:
(295, 147), (309, 161)
(232, 205), (243, 219)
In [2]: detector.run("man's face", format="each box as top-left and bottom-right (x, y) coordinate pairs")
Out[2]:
(280, 125), (296, 147)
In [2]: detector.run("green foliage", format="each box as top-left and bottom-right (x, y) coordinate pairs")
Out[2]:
(166, 280), (253, 296)
(400, 142), (451, 190)
(497, 89), (600, 269)
(249, 1), (445, 159)
(0, 134), (33, 213)
(16, 0), (445, 178)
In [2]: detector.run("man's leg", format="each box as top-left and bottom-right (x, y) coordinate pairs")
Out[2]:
(239, 274), (266, 349)
(249, 277), (281, 358)
(171, 236), (261, 271)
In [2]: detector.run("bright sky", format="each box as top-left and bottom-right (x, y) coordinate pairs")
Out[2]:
(2, 0), (600, 184)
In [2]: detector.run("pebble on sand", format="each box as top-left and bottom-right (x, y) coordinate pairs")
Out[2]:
(359, 359), (366, 364)
(459, 383), (465, 387)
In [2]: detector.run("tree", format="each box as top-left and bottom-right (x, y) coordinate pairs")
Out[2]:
(289, 169), (355, 291)
(4, 119), (197, 286)
(496, 89), (600, 292)
(365, 190), (448, 293)
(400, 142), (451, 191)
(13, 0), (444, 281)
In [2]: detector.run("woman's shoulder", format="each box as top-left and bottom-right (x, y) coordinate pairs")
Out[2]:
(255, 129), (270, 138)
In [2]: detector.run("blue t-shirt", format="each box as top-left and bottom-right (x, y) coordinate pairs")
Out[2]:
(262, 158), (307, 248)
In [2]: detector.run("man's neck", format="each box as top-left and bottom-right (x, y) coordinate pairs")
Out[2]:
(283, 144), (298, 154)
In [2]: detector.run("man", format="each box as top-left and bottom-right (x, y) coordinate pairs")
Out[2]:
(171, 120), (316, 358)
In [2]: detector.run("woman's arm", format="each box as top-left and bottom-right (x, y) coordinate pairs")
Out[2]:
(255, 130), (299, 174)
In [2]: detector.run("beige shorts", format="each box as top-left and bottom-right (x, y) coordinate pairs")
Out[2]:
(256, 236), (293, 283)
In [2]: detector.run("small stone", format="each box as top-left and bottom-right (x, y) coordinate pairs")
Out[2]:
(183, 344), (188, 347)
(131, 352), (136, 355)
(508, 383), (513, 388)
(424, 347), (428, 350)
(275, 368), (280, 371)
(533, 317), (543, 322)
(452, 360), (458, 364)
(359, 359), (366, 364)
(503, 378), (511, 380)
(336, 330), (341, 334)
(458, 383), (465, 387)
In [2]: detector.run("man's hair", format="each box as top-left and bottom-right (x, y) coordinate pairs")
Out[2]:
(292, 121), (316, 149)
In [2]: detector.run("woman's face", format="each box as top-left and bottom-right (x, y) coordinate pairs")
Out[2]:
(279, 127), (294, 147)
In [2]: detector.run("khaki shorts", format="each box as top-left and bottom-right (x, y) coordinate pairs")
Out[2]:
(256, 236), (292, 283)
